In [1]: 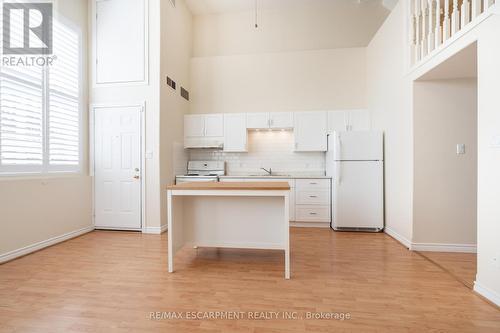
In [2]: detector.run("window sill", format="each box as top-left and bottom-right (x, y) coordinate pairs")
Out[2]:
(0, 171), (87, 182)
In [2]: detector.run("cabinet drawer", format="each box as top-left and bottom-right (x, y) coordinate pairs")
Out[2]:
(296, 189), (330, 205)
(295, 205), (331, 222)
(296, 179), (330, 190)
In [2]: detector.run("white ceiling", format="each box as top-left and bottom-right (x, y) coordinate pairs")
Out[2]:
(417, 42), (477, 81)
(185, 0), (390, 16)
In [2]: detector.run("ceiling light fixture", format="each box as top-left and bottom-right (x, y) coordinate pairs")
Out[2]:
(254, 0), (258, 28)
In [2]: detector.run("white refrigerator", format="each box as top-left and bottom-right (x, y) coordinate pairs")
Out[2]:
(326, 131), (384, 231)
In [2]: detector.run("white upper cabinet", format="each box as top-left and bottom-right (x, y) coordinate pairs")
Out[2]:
(184, 115), (205, 137)
(246, 113), (270, 129)
(348, 109), (371, 131)
(294, 111), (328, 152)
(327, 109), (371, 132)
(95, 0), (146, 85)
(327, 111), (348, 133)
(224, 114), (247, 152)
(270, 112), (294, 129)
(246, 112), (294, 129)
(184, 114), (224, 148)
(204, 114), (224, 137)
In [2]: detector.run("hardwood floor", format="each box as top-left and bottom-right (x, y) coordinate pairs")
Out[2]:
(0, 229), (499, 333)
(417, 251), (477, 289)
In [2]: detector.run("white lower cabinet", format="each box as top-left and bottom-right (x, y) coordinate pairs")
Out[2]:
(294, 178), (331, 224)
(219, 177), (296, 221)
(219, 177), (330, 224)
(295, 205), (331, 222)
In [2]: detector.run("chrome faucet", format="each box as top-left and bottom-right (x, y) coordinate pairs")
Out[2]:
(260, 167), (272, 176)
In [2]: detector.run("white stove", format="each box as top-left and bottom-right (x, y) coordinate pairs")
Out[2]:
(175, 161), (225, 184)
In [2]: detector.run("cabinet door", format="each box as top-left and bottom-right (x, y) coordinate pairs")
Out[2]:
(95, 0), (146, 84)
(224, 114), (247, 152)
(294, 112), (328, 151)
(204, 114), (224, 137)
(327, 111), (348, 133)
(184, 115), (205, 137)
(270, 112), (294, 129)
(348, 109), (371, 131)
(246, 113), (270, 129)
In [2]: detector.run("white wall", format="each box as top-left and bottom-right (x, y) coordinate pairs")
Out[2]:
(192, 0), (388, 56)
(0, 0), (92, 258)
(366, 1), (413, 245)
(367, 0), (500, 304)
(475, 14), (500, 304)
(189, 131), (325, 175)
(413, 79), (477, 246)
(91, 0), (162, 230)
(191, 48), (367, 114)
(159, 0), (193, 228)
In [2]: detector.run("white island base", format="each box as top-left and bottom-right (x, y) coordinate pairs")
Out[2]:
(167, 182), (291, 279)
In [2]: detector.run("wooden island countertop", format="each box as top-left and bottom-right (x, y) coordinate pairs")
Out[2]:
(167, 181), (290, 191)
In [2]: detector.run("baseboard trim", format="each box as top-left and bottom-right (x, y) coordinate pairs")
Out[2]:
(411, 242), (477, 253)
(290, 222), (330, 228)
(143, 224), (168, 234)
(384, 227), (411, 249)
(0, 226), (94, 264)
(474, 281), (500, 307)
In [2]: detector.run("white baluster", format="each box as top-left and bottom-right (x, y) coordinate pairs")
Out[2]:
(451, 0), (460, 35)
(443, 0), (451, 40)
(410, 0), (417, 64)
(471, 0), (481, 19)
(415, 0), (421, 62)
(461, 0), (471, 26)
(435, 0), (442, 49)
(421, 0), (428, 57)
(428, 0), (435, 52)
(483, 0), (493, 12)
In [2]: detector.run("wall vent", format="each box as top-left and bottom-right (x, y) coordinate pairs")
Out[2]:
(181, 87), (189, 101)
(166, 76), (176, 90)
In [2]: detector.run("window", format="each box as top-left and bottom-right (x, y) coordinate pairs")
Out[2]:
(0, 12), (81, 174)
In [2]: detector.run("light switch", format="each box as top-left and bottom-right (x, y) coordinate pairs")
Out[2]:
(456, 144), (466, 155)
(491, 135), (500, 148)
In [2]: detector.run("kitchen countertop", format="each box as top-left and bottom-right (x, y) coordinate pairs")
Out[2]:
(167, 181), (291, 191)
(219, 175), (332, 179)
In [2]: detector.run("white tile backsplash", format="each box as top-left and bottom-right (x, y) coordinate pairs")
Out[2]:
(189, 131), (326, 175)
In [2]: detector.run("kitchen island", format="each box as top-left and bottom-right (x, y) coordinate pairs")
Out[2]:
(166, 182), (291, 279)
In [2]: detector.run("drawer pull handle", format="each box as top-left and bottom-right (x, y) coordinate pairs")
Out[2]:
(310, 182), (318, 185)
(309, 212), (317, 215)
(309, 196), (317, 198)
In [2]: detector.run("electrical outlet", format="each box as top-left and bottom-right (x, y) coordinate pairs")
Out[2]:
(494, 255), (500, 270)
(490, 135), (500, 148)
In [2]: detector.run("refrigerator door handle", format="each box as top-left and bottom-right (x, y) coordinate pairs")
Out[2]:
(336, 161), (342, 185)
(335, 134), (342, 161)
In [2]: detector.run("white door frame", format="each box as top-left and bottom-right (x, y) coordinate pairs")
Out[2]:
(90, 102), (146, 231)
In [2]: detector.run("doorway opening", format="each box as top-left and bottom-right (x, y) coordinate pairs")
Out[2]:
(412, 42), (478, 288)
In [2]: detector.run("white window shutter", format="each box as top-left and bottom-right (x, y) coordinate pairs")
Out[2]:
(0, 13), (81, 175)
(48, 20), (80, 171)
(0, 10), (45, 172)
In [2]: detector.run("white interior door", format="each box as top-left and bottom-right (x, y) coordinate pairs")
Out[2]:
(333, 161), (383, 229)
(94, 106), (142, 230)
